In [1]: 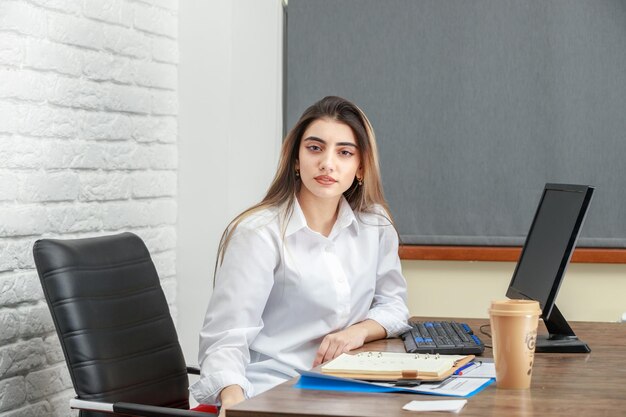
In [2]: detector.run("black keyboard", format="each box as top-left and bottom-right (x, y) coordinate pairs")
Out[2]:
(401, 320), (485, 355)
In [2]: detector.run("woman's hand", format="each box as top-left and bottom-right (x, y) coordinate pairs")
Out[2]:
(218, 385), (245, 417)
(312, 320), (387, 367)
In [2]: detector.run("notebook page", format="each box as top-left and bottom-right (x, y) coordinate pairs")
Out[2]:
(322, 352), (466, 375)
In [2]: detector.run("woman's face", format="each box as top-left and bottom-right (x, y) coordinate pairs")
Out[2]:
(296, 118), (362, 203)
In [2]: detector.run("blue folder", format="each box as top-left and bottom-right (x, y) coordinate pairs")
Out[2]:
(294, 370), (494, 398)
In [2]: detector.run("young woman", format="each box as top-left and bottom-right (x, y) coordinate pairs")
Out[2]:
(190, 96), (411, 413)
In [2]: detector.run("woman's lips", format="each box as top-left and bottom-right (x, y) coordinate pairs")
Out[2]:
(314, 175), (337, 185)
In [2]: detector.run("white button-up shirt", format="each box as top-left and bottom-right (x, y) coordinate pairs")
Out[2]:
(190, 197), (411, 404)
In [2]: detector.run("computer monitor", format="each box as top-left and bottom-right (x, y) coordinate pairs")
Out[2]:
(506, 183), (594, 353)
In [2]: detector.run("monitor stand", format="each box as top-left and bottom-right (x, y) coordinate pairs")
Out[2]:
(536, 304), (591, 353)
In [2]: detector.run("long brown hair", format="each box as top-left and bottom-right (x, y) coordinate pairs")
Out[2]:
(216, 96), (393, 266)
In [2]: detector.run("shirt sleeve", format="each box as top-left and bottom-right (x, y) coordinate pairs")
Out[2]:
(189, 225), (279, 405)
(365, 215), (412, 337)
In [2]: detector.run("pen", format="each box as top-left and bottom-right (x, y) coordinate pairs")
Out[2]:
(394, 379), (421, 387)
(454, 361), (477, 376)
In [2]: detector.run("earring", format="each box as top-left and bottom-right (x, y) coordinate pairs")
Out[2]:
(295, 169), (300, 178)
(357, 178), (363, 186)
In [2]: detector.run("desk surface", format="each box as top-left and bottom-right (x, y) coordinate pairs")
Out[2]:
(227, 318), (626, 417)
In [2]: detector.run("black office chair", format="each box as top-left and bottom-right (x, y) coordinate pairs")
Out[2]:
(33, 232), (217, 417)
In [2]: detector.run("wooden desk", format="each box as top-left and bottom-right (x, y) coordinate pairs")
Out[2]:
(227, 318), (626, 417)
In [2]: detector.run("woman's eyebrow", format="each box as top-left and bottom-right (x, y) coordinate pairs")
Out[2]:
(303, 136), (358, 147)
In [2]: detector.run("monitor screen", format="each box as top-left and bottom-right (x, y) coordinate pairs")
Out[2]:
(507, 185), (592, 317)
(506, 183), (594, 353)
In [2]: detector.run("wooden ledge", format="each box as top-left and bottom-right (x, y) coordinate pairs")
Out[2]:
(399, 245), (626, 263)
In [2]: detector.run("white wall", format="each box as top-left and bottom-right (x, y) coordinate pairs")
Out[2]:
(404, 260), (626, 323)
(177, 0), (283, 364)
(0, 1), (179, 415)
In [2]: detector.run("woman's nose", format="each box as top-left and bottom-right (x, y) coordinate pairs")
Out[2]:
(319, 153), (335, 172)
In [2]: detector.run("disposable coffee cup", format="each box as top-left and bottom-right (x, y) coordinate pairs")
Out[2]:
(488, 299), (542, 389)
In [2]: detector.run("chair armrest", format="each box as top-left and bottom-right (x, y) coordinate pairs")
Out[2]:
(70, 399), (217, 417)
(186, 365), (201, 375)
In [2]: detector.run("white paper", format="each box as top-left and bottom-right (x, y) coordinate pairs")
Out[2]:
(402, 399), (467, 412)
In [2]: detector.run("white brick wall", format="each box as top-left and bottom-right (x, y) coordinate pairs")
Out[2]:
(0, 1), (179, 415)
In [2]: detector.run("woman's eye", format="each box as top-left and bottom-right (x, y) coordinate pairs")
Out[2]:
(339, 150), (354, 157)
(307, 145), (322, 152)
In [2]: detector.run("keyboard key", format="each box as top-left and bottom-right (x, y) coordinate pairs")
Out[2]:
(402, 320), (485, 355)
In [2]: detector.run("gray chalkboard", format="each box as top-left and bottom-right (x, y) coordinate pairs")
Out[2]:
(286, 0), (626, 247)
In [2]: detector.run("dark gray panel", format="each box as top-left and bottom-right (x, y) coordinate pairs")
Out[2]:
(287, 0), (626, 247)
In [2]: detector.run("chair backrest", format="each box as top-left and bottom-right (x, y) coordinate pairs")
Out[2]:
(33, 232), (189, 417)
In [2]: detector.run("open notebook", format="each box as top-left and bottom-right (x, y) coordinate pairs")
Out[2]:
(321, 351), (474, 381)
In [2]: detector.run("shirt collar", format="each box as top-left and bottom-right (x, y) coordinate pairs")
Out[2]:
(285, 196), (360, 237)
(285, 198), (308, 237)
(333, 196), (360, 236)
